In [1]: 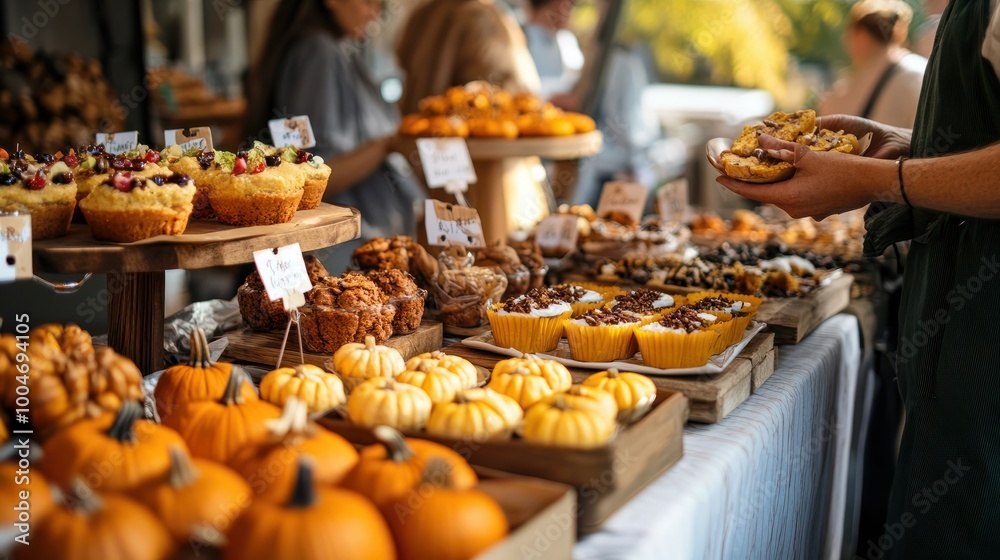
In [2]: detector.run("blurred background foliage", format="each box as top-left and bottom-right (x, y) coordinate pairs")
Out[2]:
(573, 0), (925, 108)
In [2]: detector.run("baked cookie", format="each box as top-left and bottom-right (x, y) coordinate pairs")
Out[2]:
(720, 150), (795, 183)
(731, 110), (817, 157)
(798, 129), (860, 154)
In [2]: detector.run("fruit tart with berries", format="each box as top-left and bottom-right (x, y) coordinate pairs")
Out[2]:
(78, 169), (195, 242)
(0, 147), (78, 239)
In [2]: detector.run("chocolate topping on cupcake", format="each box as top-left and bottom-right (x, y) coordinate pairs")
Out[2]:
(612, 289), (671, 315)
(575, 308), (637, 327)
(658, 306), (712, 333)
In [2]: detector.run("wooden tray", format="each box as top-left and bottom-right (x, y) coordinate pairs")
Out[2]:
(318, 388), (687, 534)
(221, 320), (443, 368)
(446, 333), (776, 424)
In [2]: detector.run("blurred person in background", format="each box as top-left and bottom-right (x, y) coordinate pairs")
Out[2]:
(819, 0), (927, 128)
(912, 0), (951, 58)
(247, 0), (423, 272)
(395, 0), (540, 114)
(523, 0), (585, 100)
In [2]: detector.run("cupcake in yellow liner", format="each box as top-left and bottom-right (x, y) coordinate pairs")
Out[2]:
(563, 308), (641, 362)
(549, 284), (610, 317)
(635, 307), (725, 369)
(692, 295), (758, 348)
(487, 288), (573, 353)
(606, 288), (679, 325)
(685, 291), (763, 314)
(79, 170), (195, 242)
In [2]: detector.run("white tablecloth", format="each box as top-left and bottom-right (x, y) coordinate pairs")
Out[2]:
(575, 314), (862, 560)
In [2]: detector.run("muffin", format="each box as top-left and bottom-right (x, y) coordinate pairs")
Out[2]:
(159, 144), (217, 219)
(0, 149), (77, 239)
(299, 272), (396, 353)
(366, 269), (426, 334)
(487, 287), (573, 354)
(199, 143), (304, 226)
(274, 146), (331, 210)
(608, 289), (679, 324)
(691, 295), (756, 348)
(475, 241), (531, 300)
(238, 255), (330, 331)
(352, 235), (419, 272)
(634, 306), (726, 369)
(78, 170), (195, 242)
(73, 144), (166, 204)
(563, 308), (640, 362)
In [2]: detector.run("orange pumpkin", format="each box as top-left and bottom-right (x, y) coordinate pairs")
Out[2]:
(1, 443), (54, 536)
(230, 398), (358, 503)
(18, 480), (175, 560)
(385, 459), (508, 560)
(154, 327), (256, 421)
(340, 426), (477, 509)
(40, 400), (187, 492)
(131, 446), (252, 544)
(162, 370), (282, 465)
(224, 459), (396, 560)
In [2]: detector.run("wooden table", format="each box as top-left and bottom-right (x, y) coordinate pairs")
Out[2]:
(394, 132), (603, 243)
(32, 204), (361, 374)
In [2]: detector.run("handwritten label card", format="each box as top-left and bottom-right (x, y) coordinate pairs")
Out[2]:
(164, 127), (214, 152)
(657, 178), (689, 226)
(0, 214), (32, 283)
(424, 200), (486, 248)
(534, 214), (578, 255)
(95, 131), (139, 154)
(252, 243), (313, 310)
(416, 138), (477, 193)
(269, 116), (316, 149)
(596, 181), (649, 225)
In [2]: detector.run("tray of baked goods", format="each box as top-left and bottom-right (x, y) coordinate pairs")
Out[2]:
(287, 330), (687, 533)
(222, 258), (443, 366)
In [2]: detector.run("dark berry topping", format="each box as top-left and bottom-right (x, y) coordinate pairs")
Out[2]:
(0, 174), (17, 186)
(264, 155), (282, 167)
(151, 175), (165, 186)
(34, 153), (55, 164)
(166, 174), (191, 186)
(52, 171), (74, 185)
(197, 151), (215, 170)
(11, 150), (25, 160)
(236, 150), (249, 160)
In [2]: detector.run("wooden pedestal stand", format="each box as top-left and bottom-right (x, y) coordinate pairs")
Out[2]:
(32, 204), (361, 374)
(395, 132), (603, 243)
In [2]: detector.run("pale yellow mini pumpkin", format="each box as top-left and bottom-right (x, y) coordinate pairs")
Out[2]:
(582, 368), (657, 423)
(259, 364), (346, 414)
(426, 388), (523, 441)
(521, 394), (616, 448)
(332, 335), (405, 381)
(492, 354), (571, 392)
(347, 377), (432, 432)
(560, 385), (618, 421)
(405, 351), (479, 389)
(396, 363), (464, 404)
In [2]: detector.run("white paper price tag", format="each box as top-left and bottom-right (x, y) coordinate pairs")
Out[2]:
(596, 181), (649, 225)
(416, 138), (477, 192)
(268, 116), (316, 149)
(252, 243), (313, 310)
(164, 127), (214, 152)
(657, 178), (689, 226)
(424, 199), (486, 248)
(534, 214), (578, 254)
(95, 131), (139, 154)
(0, 214), (32, 283)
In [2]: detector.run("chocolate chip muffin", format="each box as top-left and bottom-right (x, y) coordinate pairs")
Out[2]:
(237, 255), (329, 331)
(352, 235), (417, 272)
(367, 269), (426, 334)
(299, 272), (396, 352)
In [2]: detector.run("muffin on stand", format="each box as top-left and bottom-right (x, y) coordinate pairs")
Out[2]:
(78, 170), (195, 242)
(200, 144), (304, 226)
(0, 149), (77, 239)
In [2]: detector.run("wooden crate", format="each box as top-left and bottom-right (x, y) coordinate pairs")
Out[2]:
(755, 274), (854, 345)
(221, 320), (443, 367)
(318, 388), (687, 534)
(447, 333), (775, 424)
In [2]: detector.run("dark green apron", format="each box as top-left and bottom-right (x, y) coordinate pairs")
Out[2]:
(863, 1), (1000, 557)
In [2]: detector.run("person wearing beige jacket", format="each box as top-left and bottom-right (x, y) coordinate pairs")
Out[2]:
(396, 0), (540, 114)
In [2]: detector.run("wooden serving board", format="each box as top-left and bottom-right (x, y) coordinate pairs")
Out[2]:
(221, 320), (443, 368)
(445, 332), (775, 424)
(755, 273), (854, 345)
(318, 388), (687, 534)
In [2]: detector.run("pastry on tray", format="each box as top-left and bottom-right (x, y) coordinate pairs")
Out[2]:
(195, 143), (304, 226)
(563, 308), (641, 362)
(78, 170), (195, 242)
(634, 306), (726, 369)
(0, 148), (77, 239)
(366, 269), (426, 334)
(238, 255), (330, 331)
(298, 272), (395, 353)
(607, 289), (679, 324)
(719, 110), (860, 183)
(487, 287), (573, 354)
